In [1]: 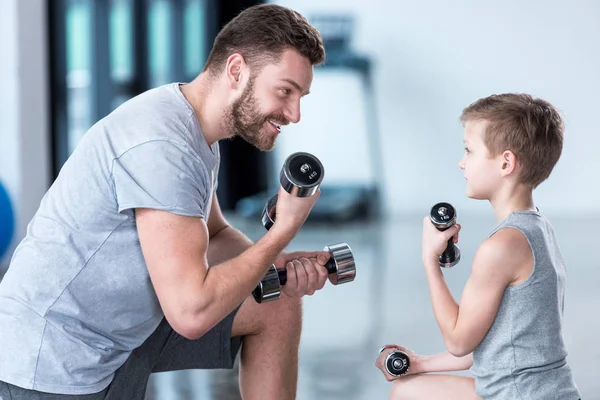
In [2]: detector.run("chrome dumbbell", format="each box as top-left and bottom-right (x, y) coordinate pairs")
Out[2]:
(379, 347), (411, 377)
(252, 242), (356, 303)
(261, 152), (324, 230)
(430, 202), (461, 268)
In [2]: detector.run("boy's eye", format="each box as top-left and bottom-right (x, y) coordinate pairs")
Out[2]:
(280, 88), (291, 95)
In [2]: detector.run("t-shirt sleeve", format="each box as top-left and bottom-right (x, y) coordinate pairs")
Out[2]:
(111, 140), (212, 218)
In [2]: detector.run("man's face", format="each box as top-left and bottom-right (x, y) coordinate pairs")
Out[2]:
(224, 49), (313, 151)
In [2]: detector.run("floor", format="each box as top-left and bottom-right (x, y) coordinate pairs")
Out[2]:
(144, 211), (598, 399)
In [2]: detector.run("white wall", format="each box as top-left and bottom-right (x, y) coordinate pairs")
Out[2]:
(271, 0), (600, 217)
(0, 0), (50, 270)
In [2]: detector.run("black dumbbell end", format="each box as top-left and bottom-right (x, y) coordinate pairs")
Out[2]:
(440, 245), (461, 268)
(430, 202), (456, 230)
(385, 350), (410, 377)
(323, 243), (356, 285)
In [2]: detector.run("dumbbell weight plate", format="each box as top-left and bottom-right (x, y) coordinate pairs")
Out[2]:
(281, 152), (324, 197)
(261, 194), (279, 231)
(385, 350), (410, 377)
(324, 243), (356, 285)
(261, 152), (325, 231)
(429, 202), (456, 228)
(251, 265), (281, 303)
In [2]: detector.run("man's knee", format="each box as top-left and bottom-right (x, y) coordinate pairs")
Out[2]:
(232, 295), (302, 338)
(264, 295), (302, 334)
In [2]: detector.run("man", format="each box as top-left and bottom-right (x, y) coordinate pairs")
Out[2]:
(0, 4), (329, 399)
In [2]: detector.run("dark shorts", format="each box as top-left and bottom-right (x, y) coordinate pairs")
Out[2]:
(0, 308), (242, 400)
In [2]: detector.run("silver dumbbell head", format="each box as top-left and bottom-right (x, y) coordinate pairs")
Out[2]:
(252, 265), (281, 303)
(280, 152), (324, 197)
(324, 243), (356, 285)
(261, 194), (279, 231)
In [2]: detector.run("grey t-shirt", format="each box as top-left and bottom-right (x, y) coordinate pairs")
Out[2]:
(0, 83), (220, 394)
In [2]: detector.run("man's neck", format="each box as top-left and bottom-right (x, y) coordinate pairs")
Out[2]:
(180, 74), (229, 146)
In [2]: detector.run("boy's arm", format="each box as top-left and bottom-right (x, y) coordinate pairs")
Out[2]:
(376, 346), (472, 381)
(423, 227), (531, 356)
(417, 351), (473, 373)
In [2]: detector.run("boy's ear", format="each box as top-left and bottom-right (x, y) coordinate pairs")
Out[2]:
(500, 150), (517, 177)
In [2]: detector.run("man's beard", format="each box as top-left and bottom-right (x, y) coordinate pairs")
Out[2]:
(223, 78), (287, 152)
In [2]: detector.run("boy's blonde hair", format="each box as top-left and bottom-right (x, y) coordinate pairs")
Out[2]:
(460, 93), (564, 188)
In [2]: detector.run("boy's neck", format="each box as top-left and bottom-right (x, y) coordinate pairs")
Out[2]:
(490, 185), (536, 223)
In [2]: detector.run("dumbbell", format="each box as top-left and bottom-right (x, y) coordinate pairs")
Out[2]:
(252, 242), (356, 303)
(261, 151), (324, 230)
(252, 152), (356, 303)
(379, 347), (411, 377)
(430, 202), (461, 268)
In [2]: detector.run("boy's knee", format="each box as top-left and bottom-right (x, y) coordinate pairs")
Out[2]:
(389, 378), (416, 400)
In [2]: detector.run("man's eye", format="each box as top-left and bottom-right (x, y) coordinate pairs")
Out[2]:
(280, 88), (291, 95)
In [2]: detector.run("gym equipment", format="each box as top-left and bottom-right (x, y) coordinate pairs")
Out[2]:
(252, 152), (356, 303)
(261, 152), (324, 230)
(252, 242), (356, 303)
(0, 181), (15, 261)
(381, 348), (411, 377)
(429, 202), (461, 268)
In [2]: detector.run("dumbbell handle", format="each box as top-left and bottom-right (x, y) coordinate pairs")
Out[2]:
(277, 259), (337, 285)
(439, 227), (455, 258)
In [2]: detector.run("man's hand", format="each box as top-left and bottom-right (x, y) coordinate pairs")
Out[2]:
(270, 186), (320, 239)
(274, 250), (331, 297)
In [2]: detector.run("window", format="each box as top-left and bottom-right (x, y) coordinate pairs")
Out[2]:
(50, 0), (215, 175)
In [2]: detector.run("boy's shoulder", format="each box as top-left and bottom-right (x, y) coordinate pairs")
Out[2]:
(475, 227), (532, 284)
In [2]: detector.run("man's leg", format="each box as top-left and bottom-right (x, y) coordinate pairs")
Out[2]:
(231, 294), (303, 400)
(389, 374), (480, 400)
(0, 381), (107, 400)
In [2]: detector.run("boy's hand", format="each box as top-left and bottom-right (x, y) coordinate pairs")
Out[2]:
(421, 216), (461, 265)
(375, 344), (423, 381)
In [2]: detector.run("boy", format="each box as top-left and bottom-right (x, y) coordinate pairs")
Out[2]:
(376, 93), (581, 399)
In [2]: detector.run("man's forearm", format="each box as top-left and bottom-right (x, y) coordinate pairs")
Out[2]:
(207, 225), (254, 266)
(185, 224), (293, 337)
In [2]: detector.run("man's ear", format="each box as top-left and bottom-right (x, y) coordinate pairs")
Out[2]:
(225, 53), (247, 89)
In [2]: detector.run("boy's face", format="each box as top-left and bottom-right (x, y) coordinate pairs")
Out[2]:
(226, 49), (313, 151)
(458, 120), (503, 200)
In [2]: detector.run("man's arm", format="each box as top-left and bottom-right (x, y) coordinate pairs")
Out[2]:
(205, 195), (254, 266)
(423, 228), (532, 356)
(136, 187), (315, 340)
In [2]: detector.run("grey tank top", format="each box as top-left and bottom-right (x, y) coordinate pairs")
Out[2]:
(470, 210), (580, 399)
